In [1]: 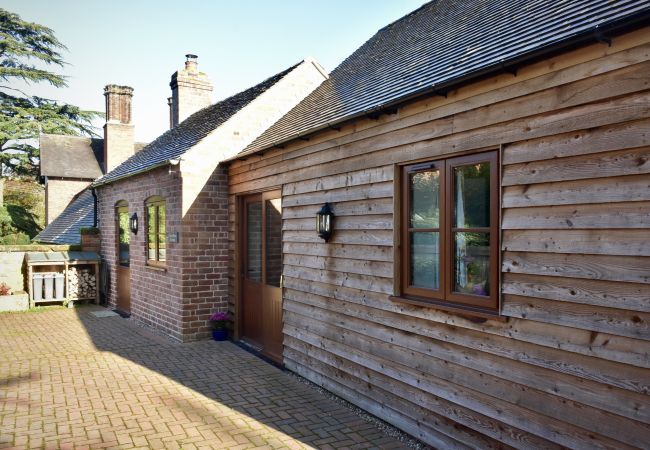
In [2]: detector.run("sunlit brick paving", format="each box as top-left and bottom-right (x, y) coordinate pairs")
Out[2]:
(0, 306), (415, 449)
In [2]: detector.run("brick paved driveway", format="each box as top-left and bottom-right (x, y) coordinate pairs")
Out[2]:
(0, 306), (411, 450)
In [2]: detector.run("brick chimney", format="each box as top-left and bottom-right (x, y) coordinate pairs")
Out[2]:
(169, 54), (213, 127)
(103, 85), (135, 173)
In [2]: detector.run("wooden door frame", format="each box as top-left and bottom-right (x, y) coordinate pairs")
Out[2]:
(235, 189), (282, 350)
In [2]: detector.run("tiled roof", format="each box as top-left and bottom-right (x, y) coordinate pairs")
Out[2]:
(40, 135), (104, 179)
(93, 63), (300, 186)
(34, 189), (94, 245)
(242, 0), (650, 155)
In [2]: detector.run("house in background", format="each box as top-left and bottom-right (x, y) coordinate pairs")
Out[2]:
(36, 85), (146, 244)
(92, 57), (328, 343)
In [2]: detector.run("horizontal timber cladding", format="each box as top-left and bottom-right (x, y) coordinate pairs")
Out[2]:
(227, 29), (650, 448)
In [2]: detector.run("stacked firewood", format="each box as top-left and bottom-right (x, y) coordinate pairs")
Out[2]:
(68, 267), (96, 299)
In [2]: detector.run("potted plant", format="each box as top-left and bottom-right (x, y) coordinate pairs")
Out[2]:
(209, 311), (231, 341)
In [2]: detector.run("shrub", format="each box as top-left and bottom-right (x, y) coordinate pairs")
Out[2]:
(80, 227), (100, 235)
(0, 233), (30, 245)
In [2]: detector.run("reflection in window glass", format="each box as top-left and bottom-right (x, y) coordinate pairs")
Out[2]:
(246, 201), (262, 282)
(454, 162), (490, 228)
(158, 205), (166, 261)
(265, 198), (282, 287)
(453, 232), (490, 296)
(118, 209), (130, 266)
(147, 205), (156, 260)
(146, 201), (166, 263)
(410, 232), (439, 289)
(410, 170), (439, 228)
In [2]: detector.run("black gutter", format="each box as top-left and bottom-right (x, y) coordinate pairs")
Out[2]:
(232, 10), (650, 161)
(90, 187), (98, 228)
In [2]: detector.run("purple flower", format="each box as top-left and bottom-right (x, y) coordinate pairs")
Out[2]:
(210, 311), (231, 330)
(210, 311), (231, 322)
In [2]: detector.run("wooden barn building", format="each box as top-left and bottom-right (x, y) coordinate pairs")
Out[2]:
(95, 1), (650, 447)
(225, 1), (650, 448)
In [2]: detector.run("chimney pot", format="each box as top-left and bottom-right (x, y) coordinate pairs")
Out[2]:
(185, 54), (199, 72)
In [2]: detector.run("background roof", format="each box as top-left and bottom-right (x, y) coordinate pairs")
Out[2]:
(40, 135), (104, 179)
(35, 189), (94, 245)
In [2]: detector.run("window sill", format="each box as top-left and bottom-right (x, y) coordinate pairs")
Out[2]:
(146, 262), (167, 272)
(389, 295), (507, 323)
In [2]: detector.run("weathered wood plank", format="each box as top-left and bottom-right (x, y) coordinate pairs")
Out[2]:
(283, 254), (393, 278)
(501, 201), (650, 229)
(283, 275), (649, 368)
(503, 118), (650, 165)
(284, 322), (650, 448)
(283, 290), (650, 397)
(283, 214), (393, 231)
(282, 166), (394, 196)
(282, 198), (393, 219)
(283, 264), (393, 294)
(282, 181), (393, 208)
(502, 294), (650, 340)
(502, 229), (650, 256)
(284, 322), (638, 449)
(285, 341), (555, 449)
(231, 91), (650, 194)
(285, 354), (496, 450)
(283, 229), (394, 246)
(502, 272), (650, 313)
(503, 251), (650, 285)
(502, 146), (650, 186)
(283, 242), (393, 262)
(502, 173), (650, 208)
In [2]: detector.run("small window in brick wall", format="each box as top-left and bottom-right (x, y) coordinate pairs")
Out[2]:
(145, 196), (166, 266)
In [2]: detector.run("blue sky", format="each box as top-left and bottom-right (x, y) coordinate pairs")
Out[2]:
(6, 1), (426, 142)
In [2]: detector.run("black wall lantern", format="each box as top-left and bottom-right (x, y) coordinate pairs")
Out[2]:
(316, 203), (334, 242)
(129, 213), (138, 234)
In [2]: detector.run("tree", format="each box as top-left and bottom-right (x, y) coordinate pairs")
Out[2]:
(0, 8), (101, 178)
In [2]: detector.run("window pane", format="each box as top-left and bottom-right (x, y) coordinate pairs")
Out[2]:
(158, 205), (166, 261)
(453, 232), (490, 296)
(147, 206), (156, 260)
(454, 162), (490, 228)
(265, 198), (282, 287)
(147, 233), (156, 260)
(410, 170), (439, 228)
(410, 232), (439, 290)
(118, 210), (130, 265)
(246, 201), (262, 282)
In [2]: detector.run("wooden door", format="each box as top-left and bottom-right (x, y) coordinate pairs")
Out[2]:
(240, 191), (283, 363)
(116, 205), (131, 314)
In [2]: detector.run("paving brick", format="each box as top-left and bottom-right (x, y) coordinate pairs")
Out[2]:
(0, 307), (412, 449)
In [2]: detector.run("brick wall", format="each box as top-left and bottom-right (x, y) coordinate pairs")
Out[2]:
(46, 179), (91, 224)
(178, 164), (230, 341)
(97, 166), (184, 340)
(96, 164), (229, 341)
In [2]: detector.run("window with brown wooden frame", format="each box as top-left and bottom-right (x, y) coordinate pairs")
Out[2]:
(145, 197), (166, 267)
(398, 151), (499, 315)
